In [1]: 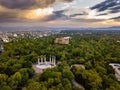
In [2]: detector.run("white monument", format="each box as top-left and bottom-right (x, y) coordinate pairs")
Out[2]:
(36, 55), (56, 69)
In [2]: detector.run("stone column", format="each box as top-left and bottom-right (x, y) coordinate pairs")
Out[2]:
(49, 55), (51, 64)
(52, 56), (54, 65)
(44, 56), (47, 64)
(38, 57), (40, 65)
(54, 56), (56, 66)
(41, 57), (43, 64)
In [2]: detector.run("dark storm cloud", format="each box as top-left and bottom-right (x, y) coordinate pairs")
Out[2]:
(41, 11), (69, 21)
(112, 16), (120, 21)
(0, 0), (75, 22)
(0, 0), (74, 9)
(0, 0), (54, 9)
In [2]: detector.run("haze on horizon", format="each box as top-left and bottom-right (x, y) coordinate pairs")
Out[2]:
(0, 0), (120, 28)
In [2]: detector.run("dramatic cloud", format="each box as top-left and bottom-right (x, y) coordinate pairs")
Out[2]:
(0, 0), (74, 21)
(0, 0), (35, 9)
(57, 0), (73, 2)
(0, 0), (119, 27)
(19, 7), (54, 20)
(0, 0), (74, 9)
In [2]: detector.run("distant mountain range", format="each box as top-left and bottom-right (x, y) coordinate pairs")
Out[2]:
(0, 26), (120, 31)
(0, 26), (51, 31)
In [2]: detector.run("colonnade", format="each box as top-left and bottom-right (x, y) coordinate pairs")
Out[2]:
(38, 55), (56, 66)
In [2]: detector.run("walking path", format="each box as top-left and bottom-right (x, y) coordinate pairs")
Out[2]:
(32, 64), (43, 74)
(109, 63), (120, 81)
(32, 64), (85, 90)
(72, 79), (85, 90)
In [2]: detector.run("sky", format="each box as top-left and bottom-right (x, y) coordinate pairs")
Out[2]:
(0, 0), (120, 28)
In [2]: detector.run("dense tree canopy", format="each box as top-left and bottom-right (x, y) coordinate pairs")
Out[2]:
(0, 30), (120, 90)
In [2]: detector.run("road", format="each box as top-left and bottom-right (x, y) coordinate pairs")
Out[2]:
(72, 79), (85, 90)
(109, 63), (120, 81)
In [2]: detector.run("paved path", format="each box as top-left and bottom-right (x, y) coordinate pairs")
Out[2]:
(72, 80), (85, 90)
(32, 64), (85, 90)
(109, 63), (120, 81)
(32, 64), (43, 74)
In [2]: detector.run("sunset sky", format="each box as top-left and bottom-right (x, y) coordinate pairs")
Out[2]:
(0, 0), (120, 28)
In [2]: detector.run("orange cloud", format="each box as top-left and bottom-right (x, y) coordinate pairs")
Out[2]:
(18, 7), (53, 20)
